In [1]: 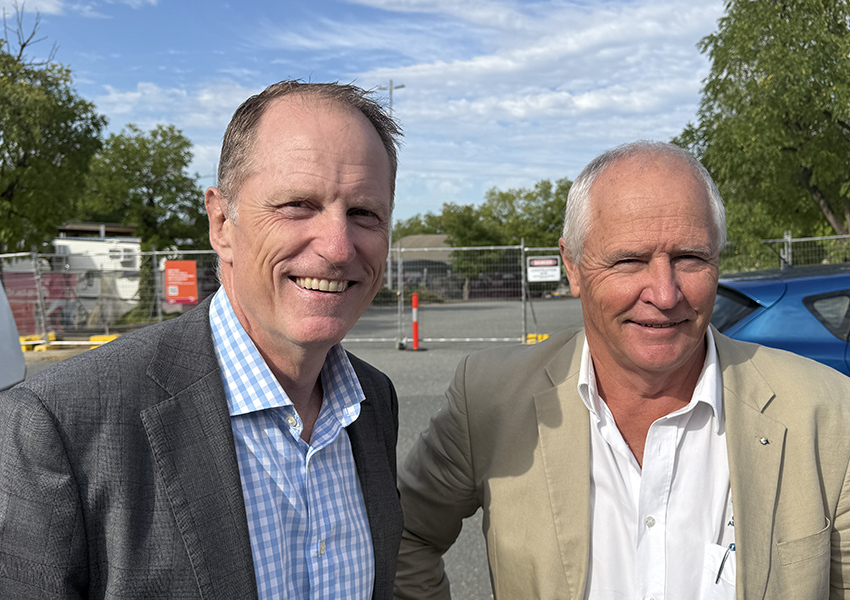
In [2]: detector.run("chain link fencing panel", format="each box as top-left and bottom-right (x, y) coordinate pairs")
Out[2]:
(352, 245), (567, 345)
(8, 234), (849, 348)
(760, 233), (850, 268)
(1, 249), (220, 344)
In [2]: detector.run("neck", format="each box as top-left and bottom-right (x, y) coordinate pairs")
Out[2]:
(590, 342), (706, 467)
(258, 343), (329, 443)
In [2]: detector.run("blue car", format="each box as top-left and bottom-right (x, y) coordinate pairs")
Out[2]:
(712, 264), (850, 376)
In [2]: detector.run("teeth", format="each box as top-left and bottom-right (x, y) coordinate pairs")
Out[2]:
(295, 277), (348, 293)
(643, 322), (675, 328)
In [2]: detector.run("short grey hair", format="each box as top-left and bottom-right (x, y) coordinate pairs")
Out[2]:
(217, 80), (402, 219)
(561, 140), (726, 263)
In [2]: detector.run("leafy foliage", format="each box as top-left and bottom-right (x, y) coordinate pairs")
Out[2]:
(77, 124), (208, 250)
(393, 178), (570, 282)
(676, 0), (850, 247)
(0, 11), (105, 251)
(393, 177), (570, 247)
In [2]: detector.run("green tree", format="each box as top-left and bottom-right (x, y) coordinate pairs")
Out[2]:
(477, 178), (570, 247)
(393, 177), (570, 247)
(77, 124), (208, 250)
(392, 212), (444, 239)
(676, 0), (850, 248)
(0, 11), (105, 251)
(392, 178), (570, 283)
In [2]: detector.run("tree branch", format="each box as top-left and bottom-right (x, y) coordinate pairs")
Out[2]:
(800, 166), (849, 235)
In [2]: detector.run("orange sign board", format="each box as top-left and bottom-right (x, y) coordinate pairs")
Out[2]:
(164, 260), (198, 305)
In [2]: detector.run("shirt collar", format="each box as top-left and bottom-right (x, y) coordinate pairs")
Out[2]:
(209, 287), (365, 427)
(578, 327), (723, 433)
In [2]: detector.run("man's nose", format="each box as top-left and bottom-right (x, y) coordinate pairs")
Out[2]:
(640, 260), (683, 309)
(315, 214), (357, 266)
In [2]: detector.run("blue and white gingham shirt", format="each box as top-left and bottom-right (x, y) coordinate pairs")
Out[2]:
(209, 288), (375, 599)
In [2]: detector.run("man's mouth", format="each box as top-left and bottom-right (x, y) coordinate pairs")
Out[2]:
(293, 277), (349, 293)
(634, 320), (684, 328)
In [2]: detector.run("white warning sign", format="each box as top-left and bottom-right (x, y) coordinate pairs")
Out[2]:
(527, 256), (562, 282)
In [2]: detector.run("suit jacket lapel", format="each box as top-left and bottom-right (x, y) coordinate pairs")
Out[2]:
(347, 357), (403, 600)
(140, 301), (258, 600)
(532, 329), (788, 599)
(715, 331), (787, 600)
(536, 331), (591, 600)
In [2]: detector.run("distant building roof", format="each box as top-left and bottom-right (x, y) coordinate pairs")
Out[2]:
(59, 222), (137, 238)
(393, 234), (453, 262)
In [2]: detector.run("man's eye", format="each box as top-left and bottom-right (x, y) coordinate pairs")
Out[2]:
(276, 201), (314, 215)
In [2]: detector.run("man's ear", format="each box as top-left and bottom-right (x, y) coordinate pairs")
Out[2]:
(559, 238), (581, 298)
(206, 187), (233, 265)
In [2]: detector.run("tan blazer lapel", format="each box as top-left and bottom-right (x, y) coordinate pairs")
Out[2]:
(716, 331), (787, 600)
(535, 331), (591, 600)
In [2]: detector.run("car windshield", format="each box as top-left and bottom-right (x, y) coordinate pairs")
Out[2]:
(712, 285), (760, 333)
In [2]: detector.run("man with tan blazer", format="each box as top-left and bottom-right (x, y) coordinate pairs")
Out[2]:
(395, 141), (850, 599)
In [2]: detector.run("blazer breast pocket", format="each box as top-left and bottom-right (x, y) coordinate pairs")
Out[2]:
(776, 518), (831, 565)
(773, 518), (831, 597)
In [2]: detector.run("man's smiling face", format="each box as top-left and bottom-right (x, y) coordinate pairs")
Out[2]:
(210, 95), (391, 360)
(562, 153), (719, 382)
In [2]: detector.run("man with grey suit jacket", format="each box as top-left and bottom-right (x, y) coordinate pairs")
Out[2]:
(395, 141), (850, 599)
(0, 81), (403, 599)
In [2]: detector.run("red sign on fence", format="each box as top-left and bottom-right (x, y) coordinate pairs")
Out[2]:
(164, 260), (198, 305)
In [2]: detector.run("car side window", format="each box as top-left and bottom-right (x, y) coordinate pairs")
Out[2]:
(712, 286), (760, 333)
(804, 291), (850, 341)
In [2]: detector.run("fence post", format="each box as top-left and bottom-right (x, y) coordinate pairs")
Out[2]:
(152, 246), (163, 323)
(781, 230), (793, 269)
(521, 239), (527, 343)
(386, 227), (392, 289)
(396, 246), (405, 349)
(31, 247), (48, 344)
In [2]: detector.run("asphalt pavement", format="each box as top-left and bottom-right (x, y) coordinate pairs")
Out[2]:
(25, 296), (586, 599)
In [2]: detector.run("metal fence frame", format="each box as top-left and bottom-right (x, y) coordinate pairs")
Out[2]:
(761, 231), (850, 268)
(7, 232), (845, 350)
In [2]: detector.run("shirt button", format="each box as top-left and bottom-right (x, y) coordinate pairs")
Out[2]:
(644, 516), (656, 528)
(286, 415), (297, 427)
(318, 540), (326, 556)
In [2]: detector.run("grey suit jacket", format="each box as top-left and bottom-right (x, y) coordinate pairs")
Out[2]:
(0, 298), (403, 599)
(395, 328), (850, 599)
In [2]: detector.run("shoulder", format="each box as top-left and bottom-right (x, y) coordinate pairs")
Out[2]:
(12, 300), (217, 411)
(460, 328), (582, 380)
(718, 333), (850, 391)
(446, 329), (583, 412)
(346, 351), (397, 410)
(347, 351), (391, 387)
(716, 333), (850, 418)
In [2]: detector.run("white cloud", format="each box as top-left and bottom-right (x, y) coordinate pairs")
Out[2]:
(0, 0), (157, 16)
(95, 80), (259, 131)
(68, 0), (726, 219)
(0, 1), (63, 15)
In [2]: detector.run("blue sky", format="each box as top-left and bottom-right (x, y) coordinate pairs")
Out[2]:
(6, 0), (725, 221)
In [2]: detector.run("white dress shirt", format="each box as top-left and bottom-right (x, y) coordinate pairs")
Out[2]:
(579, 329), (736, 600)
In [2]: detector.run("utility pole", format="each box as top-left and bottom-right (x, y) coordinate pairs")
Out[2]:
(378, 80), (405, 290)
(379, 79), (404, 117)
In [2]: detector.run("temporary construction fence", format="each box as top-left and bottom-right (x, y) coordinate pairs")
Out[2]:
(2, 243), (567, 349)
(760, 232), (850, 268)
(5, 233), (845, 350)
(370, 244), (568, 347)
(1, 249), (219, 348)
